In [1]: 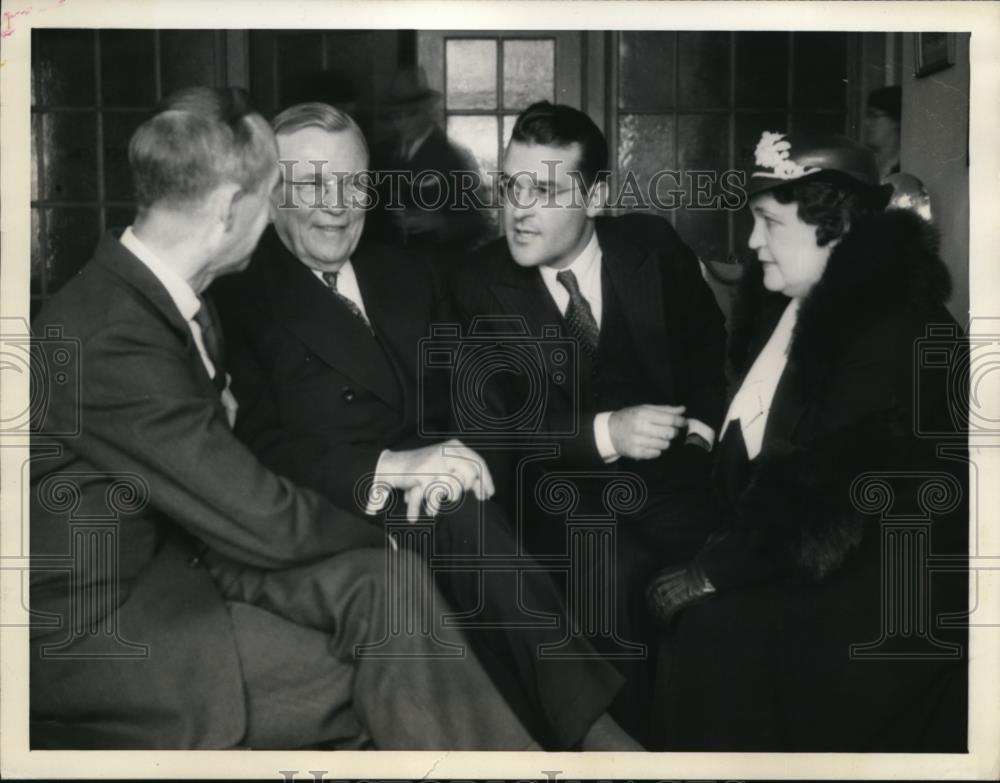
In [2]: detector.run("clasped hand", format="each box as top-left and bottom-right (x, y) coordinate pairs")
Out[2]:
(378, 439), (495, 521)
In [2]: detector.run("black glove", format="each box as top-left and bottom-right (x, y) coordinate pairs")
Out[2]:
(646, 560), (717, 626)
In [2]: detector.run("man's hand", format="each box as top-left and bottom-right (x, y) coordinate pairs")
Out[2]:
(377, 439), (496, 521)
(607, 404), (687, 460)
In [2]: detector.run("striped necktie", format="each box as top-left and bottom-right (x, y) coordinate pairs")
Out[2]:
(556, 269), (599, 356)
(322, 271), (372, 331)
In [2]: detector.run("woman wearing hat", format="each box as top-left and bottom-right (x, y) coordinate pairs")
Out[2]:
(645, 131), (967, 751)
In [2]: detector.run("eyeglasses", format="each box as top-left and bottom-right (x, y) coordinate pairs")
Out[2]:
(498, 173), (587, 206)
(281, 171), (371, 208)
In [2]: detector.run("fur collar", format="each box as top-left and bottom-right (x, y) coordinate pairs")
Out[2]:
(729, 209), (952, 392)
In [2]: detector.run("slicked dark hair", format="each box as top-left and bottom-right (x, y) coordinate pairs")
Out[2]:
(509, 101), (609, 190)
(129, 86), (277, 210)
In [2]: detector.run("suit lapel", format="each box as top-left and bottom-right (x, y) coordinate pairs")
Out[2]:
(597, 220), (676, 397)
(490, 250), (574, 393)
(270, 236), (403, 409)
(95, 232), (227, 418)
(352, 245), (421, 391)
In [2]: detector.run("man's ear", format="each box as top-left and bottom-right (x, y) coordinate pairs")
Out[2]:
(214, 182), (243, 233)
(585, 179), (609, 218)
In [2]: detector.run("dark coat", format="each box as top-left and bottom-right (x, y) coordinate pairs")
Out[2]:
(30, 233), (383, 749)
(211, 228), (454, 513)
(211, 228), (627, 749)
(367, 124), (493, 253)
(652, 209), (968, 751)
(451, 212), (727, 485)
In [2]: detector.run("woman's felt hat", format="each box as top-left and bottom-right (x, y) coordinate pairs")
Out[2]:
(747, 131), (893, 206)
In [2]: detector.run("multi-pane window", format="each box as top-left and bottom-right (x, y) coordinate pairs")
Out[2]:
(443, 36), (557, 227)
(30, 29), (229, 312)
(613, 31), (854, 264)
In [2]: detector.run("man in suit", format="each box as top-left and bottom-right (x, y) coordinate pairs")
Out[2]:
(29, 86), (547, 751)
(212, 101), (637, 751)
(450, 101), (728, 738)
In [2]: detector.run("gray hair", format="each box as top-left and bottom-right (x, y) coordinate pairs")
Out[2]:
(129, 86), (277, 209)
(271, 102), (369, 163)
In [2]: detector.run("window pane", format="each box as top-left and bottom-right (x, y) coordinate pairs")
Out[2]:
(676, 208), (729, 263)
(100, 30), (156, 107)
(678, 32), (730, 108)
(619, 113), (675, 175)
(502, 114), (517, 152)
(677, 114), (731, 259)
(31, 209), (44, 296)
(618, 114), (675, 212)
(446, 115), (500, 234)
(678, 113), (730, 172)
(104, 111), (147, 202)
(791, 111), (846, 136)
(619, 32), (674, 112)
(32, 29), (96, 107)
(503, 39), (554, 109)
(41, 112), (98, 201)
(792, 33), (847, 109)
(31, 114), (39, 202)
(735, 32), (789, 108)
(161, 30), (224, 98)
(45, 208), (100, 293)
(272, 32), (324, 109)
(447, 115), (499, 178)
(446, 40), (497, 110)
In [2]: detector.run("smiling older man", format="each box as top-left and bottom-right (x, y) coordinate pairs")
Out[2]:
(211, 102), (639, 751)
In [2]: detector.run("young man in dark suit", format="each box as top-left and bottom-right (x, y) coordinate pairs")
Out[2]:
(450, 101), (728, 738)
(29, 86), (548, 751)
(212, 102), (638, 751)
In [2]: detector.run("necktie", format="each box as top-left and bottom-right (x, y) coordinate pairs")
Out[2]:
(194, 295), (227, 392)
(322, 271), (372, 331)
(556, 269), (599, 356)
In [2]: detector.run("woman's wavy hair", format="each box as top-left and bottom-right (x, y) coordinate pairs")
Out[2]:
(768, 175), (886, 247)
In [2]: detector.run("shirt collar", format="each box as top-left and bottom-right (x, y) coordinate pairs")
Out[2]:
(120, 226), (201, 321)
(310, 259), (355, 284)
(539, 229), (601, 286)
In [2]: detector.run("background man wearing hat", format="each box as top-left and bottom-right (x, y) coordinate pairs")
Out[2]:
(368, 65), (492, 256)
(864, 84), (902, 180)
(29, 86), (551, 751)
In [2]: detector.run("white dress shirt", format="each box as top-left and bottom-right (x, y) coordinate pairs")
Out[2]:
(120, 227), (238, 427)
(540, 230), (715, 460)
(538, 233), (618, 460)
(721, 298), (800, 460)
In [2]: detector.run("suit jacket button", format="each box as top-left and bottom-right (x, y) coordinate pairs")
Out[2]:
(187, 555), (201, 568)
(341, 386), (356, 403)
